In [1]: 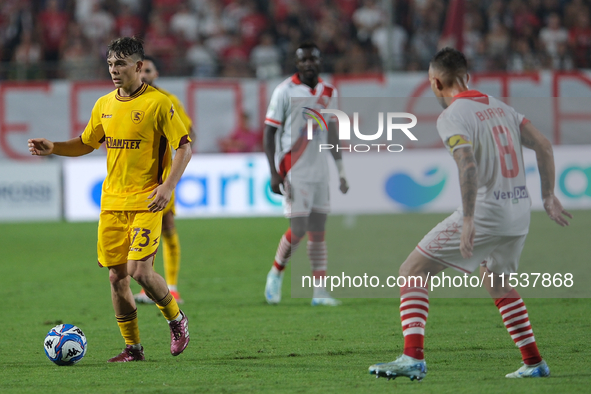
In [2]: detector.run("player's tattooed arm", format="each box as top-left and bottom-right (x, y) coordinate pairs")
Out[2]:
(520, 121), (572, 226)
(453, 145), (477, 258)
(453, 145), (477, 218)
(520, 122), (553, 198)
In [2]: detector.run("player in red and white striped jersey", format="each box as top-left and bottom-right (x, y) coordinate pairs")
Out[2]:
(369, 47), (572, 381)
(263, 42), (349, 306)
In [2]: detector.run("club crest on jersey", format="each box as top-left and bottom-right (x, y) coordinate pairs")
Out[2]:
(131, 110), (144, 124)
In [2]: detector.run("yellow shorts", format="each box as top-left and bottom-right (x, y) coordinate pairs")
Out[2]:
(162, 191), (176, 215)
(97, 210), (163, 267)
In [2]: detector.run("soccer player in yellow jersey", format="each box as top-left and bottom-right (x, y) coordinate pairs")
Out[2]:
(134, 55), (195, 305)
(28, 37), (192, 362)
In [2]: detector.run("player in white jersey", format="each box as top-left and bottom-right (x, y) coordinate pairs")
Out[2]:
(369, 48), (572, 381)
(263, 42), (349, 306)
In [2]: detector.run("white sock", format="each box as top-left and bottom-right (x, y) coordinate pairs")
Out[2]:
(167, 312), (184, 323)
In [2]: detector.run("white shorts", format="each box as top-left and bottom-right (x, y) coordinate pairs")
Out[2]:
(283, 180), (330, 218)
(416, 211), (527, 275)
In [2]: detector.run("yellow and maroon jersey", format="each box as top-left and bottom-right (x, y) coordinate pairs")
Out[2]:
(156, 87), (192, 131)
(81, 83), (190, 211)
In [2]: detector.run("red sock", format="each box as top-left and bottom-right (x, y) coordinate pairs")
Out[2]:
(400, 283), (429, 360)
(273, 228), (303, 271)
(495, 289), (542, 365)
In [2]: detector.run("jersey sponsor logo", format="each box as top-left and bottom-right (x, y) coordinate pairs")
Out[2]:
(493, 186), (528, 201)
(101, 114), (112, 118)
(105, 137), (141, 149)
(130, 247), (143, 252)
(447, 135), (471, 152)
(131, 110), (144, 124)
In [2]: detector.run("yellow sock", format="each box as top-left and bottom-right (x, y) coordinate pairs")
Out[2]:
(156, 291), (180, 321)
(116, 309), (140, 345)
(163, 228), (181, 287)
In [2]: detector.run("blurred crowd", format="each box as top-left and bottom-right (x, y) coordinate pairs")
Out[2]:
(0, 0), (589, 80)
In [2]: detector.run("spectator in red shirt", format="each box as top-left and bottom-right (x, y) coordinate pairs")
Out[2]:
(144, 11), (178, 72)
(220, 33), (251, 77)
(37, 0), (69, 62)
(218, 112), (262, 153)
(240, 0), (267, 52)
(569, 13), (591, 68)
(115, 4), (144, 38)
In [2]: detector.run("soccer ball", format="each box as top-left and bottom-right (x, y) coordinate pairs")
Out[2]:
(43, 324), (87, 366)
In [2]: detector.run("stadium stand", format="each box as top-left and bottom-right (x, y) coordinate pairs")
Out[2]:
(0, 0), (587, 80)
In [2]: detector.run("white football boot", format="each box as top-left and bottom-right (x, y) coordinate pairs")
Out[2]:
(265, 269), (284, 305)
(505, 360), (550, 378)
(369, 354), (427, 381)
(311, 288), (342, 306)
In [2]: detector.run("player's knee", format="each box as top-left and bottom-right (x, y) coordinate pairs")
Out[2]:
(307, 213), (327, 232)
(290, 219), (307, 238)
(129, 264), (153, 287)
(130, 270), (150, 287)
(162, 212), (175, 232)
(108, 268), (129, 287)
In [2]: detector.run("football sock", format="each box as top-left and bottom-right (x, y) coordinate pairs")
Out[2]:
(116, 309), (140, 346)
(163, 228), (181, 287)
(156, 291), (180, 322)
(495, 288), (542, 365)
(308, 231), (327, 295)
(271, 228), (303, 275)
(400, 283), (429, 360)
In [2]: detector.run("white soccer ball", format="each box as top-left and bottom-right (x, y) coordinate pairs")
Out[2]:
(43, 324), (87, 366)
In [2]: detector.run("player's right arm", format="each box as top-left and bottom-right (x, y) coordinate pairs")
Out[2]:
(264, 83), (288, 195)
(452, 145), (478, 258)
(263, 124), (283, 194)
(28, 137), (94, 157)
(520, 121), (572, 226)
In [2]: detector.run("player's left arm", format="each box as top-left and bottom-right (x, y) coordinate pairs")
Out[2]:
(520, 121), (572, 226)
(327, 121), (349, 194)
(148, 142), (191, 212)
(452, 145), (478, 258)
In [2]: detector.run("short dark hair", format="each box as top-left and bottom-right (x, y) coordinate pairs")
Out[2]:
(430, 47), (468, 87)
(107, 37), (144, 60)
(297, 41), (320, 52)
(143, 55), (161, 71)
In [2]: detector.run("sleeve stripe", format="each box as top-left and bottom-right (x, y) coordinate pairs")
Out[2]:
(265, 117), (281, 126)
(520, 117), (530, 127)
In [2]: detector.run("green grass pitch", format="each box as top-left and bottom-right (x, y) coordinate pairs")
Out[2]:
(0, 211), (589, 393)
